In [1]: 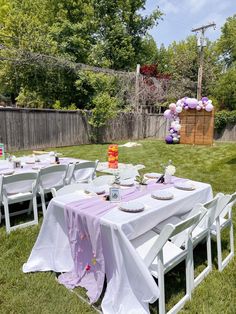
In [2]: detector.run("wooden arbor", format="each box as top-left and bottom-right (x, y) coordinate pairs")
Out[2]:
(179, 109), (214, 145)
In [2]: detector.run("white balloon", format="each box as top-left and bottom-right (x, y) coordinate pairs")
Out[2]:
(176, 106), (183, 113)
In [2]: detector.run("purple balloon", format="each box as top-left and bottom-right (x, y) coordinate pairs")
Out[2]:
(165, 135), (173, 144)
(202, 97), (209, 102)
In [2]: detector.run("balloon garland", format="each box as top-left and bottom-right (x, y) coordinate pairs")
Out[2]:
(163, 97), (214, 144)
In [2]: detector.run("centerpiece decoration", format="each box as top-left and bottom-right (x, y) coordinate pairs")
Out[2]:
(163, 97), (214, 144)
(162, 160), (176, 184)
(108, 144), (118, 169)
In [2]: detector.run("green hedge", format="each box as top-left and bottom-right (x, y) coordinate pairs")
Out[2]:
(215, 110), (236, 132)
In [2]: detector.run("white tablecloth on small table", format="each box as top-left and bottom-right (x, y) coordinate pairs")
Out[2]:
(23, 180), (213, 314)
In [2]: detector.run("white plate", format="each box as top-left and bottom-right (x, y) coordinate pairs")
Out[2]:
(151, 190), (174, 200)
(120, 179), (135, 186)
(25, 160), (35, 164)
(32, 165), (45, 170)
(145, 172), (160, 179)
(119, 201), (144, 213)
(174, 181), (196, 191)
(85, 186), (105, 195)
(0, 169), (14, 176)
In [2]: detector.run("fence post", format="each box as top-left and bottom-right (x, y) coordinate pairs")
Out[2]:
(135, 64), (140, 109)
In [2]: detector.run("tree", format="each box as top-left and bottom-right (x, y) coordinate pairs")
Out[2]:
(217, 14), (236, 67)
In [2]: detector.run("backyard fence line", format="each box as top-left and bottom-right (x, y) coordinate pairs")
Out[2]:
(0, 108), (234, 152)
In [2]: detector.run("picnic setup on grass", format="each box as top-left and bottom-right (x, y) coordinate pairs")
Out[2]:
(0, 140), (235, 314)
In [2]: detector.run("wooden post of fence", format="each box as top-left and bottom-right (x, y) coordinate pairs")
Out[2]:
(135, 64), (140, 110)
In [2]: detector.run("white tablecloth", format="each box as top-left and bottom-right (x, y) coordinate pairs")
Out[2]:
(23, 180), (213, 314)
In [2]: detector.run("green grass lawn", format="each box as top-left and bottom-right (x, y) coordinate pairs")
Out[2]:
(0, 139), (236, 313)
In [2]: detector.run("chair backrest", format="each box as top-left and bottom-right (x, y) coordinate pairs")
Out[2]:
(144, 212), (202, 267)
(1, 172), (39, 195)
(38, 164), (68, 190)
(220, 192), (236, 218)
(71, 160), (99, 183)
(92, 175), (115, 186)
(55, 183), (90, 196)
(206, 194), (231, 227)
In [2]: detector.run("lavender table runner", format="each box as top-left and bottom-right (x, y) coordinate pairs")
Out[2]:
(58, 177), (185, 303)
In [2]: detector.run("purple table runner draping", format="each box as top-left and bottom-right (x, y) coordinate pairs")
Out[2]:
(58, 177), (185, 303)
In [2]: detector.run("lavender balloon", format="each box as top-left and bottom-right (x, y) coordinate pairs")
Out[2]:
(164, 109), (172, 119)
(202, 97), (209, 103)
(205, 103), (213, 112)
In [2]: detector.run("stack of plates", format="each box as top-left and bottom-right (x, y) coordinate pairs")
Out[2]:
(151, 190), (174, 200)
(85, 186), (106, 195)
(174, 181), (196, 191)
(119, 201), (144, 213)
(145, 172), (160, 179)
(0, 169), (14, 176)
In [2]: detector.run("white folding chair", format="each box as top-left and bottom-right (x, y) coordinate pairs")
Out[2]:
(210, 192), (236, 271)
(38, 165), (69, 216)
(153, 194), (231, 288)
(0, 172), (39, 233)
(131, 211), (202, 314)
(68, 160), (99, 184)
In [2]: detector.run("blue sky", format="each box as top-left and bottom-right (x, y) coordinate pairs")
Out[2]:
(144, 0), (235, 47)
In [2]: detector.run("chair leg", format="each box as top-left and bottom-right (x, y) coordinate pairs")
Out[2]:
(186, 240), (193, 297)
(194, 233), (212, 288)
(3, 200), (11, 234)
(28, 199), (33, 215)
(218, 222), (234, 271)
(216, 222), (223, 271)
(157, 255), (166, 314)
(32, 196), (38, 225)
(40, 188), (47, 217)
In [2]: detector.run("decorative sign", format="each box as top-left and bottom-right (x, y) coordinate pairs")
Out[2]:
(0, 143), (5, 160)
(109, 187), (121, 202)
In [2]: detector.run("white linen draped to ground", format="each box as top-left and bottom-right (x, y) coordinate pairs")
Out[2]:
(23, 180), (213, 314)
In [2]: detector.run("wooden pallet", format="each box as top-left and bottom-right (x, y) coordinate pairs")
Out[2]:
(179, 109), (214, 145)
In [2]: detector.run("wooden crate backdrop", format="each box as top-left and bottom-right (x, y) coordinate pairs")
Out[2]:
(179, 110), (214, 145)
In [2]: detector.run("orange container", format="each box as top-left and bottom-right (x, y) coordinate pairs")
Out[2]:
(108, 144), (118, 168)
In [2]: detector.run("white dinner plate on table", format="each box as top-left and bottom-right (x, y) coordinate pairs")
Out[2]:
(151, 190), (174, 200)
(144, 172), (160, 179)
(120, 179), (135, 186)
(32, 165), (45, 170)
(119, 201), (144, 213)
(25, 160), (35, 164)
(85, 186), (106, 195)
(0, 169), (14, 176)
(174, 181), (196, 191)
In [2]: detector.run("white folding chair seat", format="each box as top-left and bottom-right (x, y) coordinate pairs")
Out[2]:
(131, 211), (203, 314)
(68, 160), (99, 184)
(38, 164), (69, 216)
(0, 172), (39, 233)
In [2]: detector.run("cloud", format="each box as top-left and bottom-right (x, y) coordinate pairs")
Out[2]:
(158, 0), (180, 14)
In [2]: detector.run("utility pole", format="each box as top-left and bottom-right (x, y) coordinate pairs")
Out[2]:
(192, 22), (216, 100)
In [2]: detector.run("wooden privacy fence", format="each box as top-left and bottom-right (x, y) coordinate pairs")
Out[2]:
(0, 108), (168, 151)
(0, 107), (235, 152)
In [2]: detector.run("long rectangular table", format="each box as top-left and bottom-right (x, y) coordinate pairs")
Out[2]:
(23, 179), (213, 314)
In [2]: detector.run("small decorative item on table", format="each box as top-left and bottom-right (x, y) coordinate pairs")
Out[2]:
(109, 187), (121, 202)
(164, 160), (176, 184)
(136, 174), (148, 191)
(108, 144), (118, 169)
